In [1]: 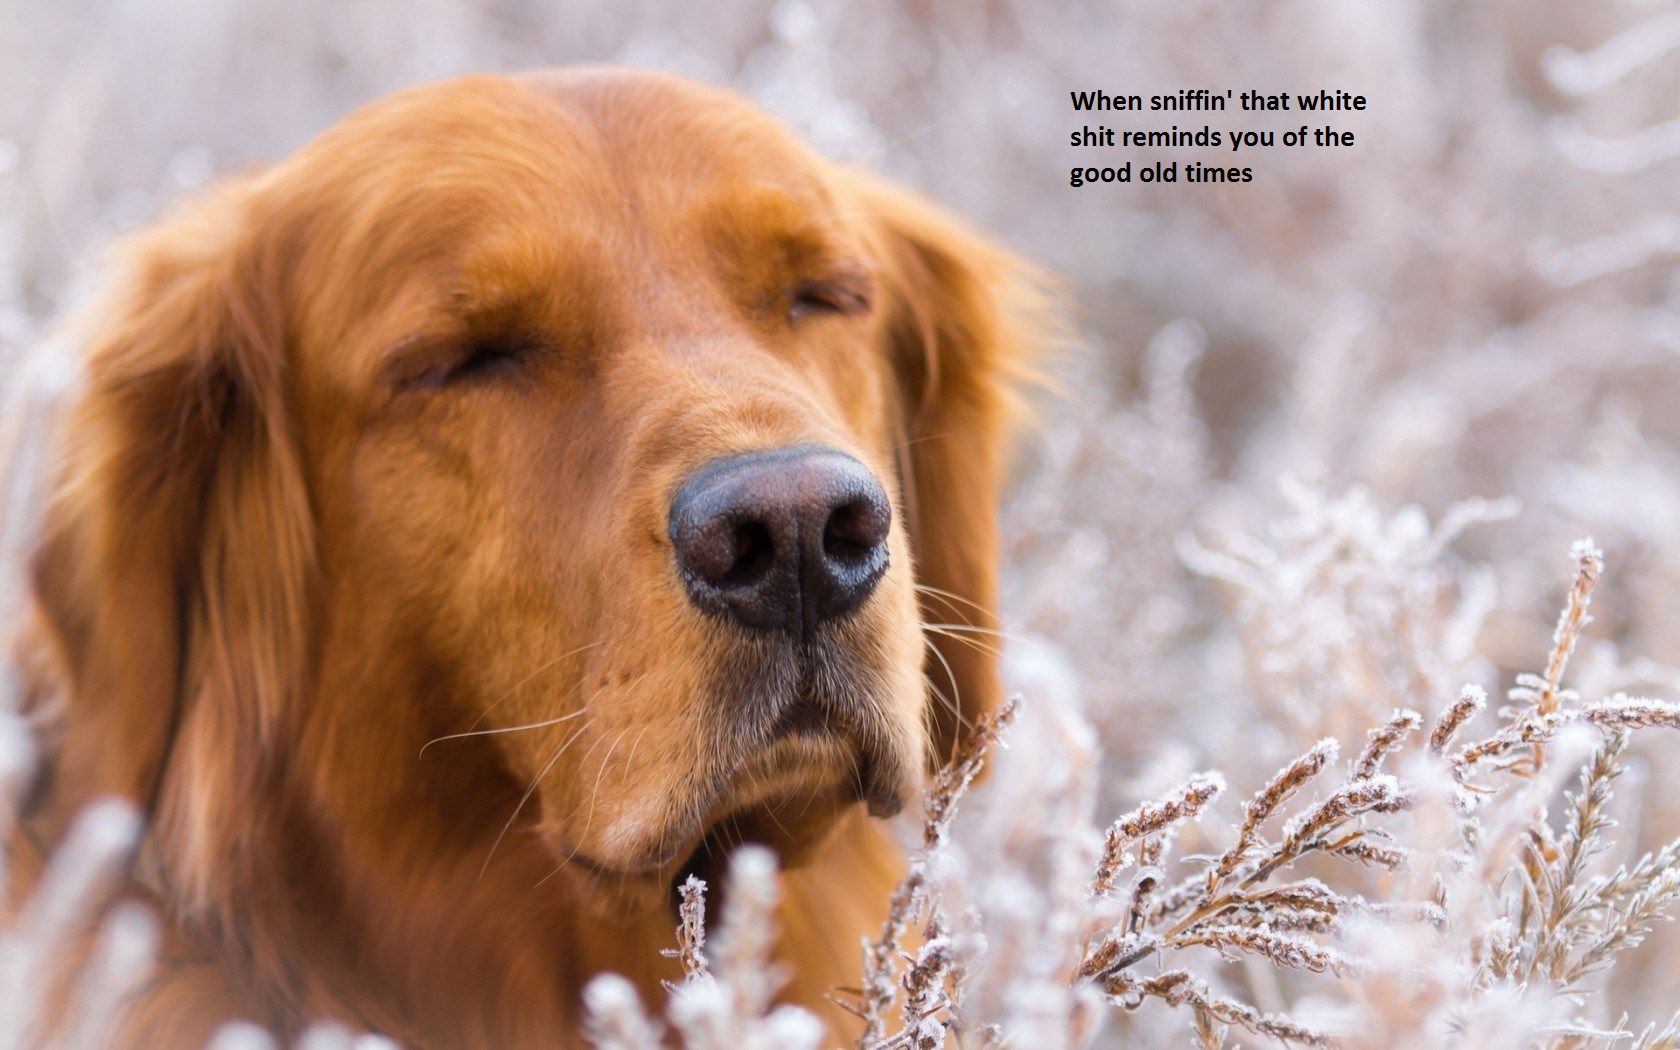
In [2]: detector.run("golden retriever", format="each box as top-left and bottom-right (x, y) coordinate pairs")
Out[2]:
(13, 67), (1049, 1047)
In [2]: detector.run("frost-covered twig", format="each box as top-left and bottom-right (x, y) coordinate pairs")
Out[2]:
(852, 696), (1020, 1047)
(662, 875), (711, 986)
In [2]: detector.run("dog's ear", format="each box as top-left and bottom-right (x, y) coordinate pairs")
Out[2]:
(25, 179), (312, 890)
(850, 172), (1055, 765)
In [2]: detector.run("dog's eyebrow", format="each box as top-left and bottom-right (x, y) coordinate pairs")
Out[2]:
(367, 286), (522, 387)
(445, 239), (581, 318)
(699, 182), (821, 223)
(369, 239), (605, 391)
(692, 184), (881, 316)
(695, 183), (854, 260)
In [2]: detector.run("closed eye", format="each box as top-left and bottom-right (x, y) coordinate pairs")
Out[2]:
(788, 278), (872, 324)
(444, 338), (532, 383)
(397, 336), (536, 392)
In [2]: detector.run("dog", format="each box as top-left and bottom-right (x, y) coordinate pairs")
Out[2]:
(13, 67), (1050, 1047)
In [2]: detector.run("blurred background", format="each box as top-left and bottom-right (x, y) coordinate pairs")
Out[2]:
(6, 0), (1680, 1042)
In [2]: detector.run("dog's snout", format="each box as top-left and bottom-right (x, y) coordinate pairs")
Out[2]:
(669, 446), (891, 637)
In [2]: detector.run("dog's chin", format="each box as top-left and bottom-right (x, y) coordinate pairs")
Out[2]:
(543, 727), (917, 912)
(538, 631), (925, 910)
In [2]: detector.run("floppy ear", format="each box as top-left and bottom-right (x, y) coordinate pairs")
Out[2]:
(24, 180), (313, 885)
(851, 172), (1056, 764)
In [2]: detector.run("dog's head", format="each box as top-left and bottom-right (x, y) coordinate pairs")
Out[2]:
(26, 69), (1048, 898)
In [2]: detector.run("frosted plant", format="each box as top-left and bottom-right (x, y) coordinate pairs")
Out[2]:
(609, 534), (1680, 1049)
(0, 646), (153, 1049)
(1002, 318), (1214, 823)
(841, 538), (1680, 1049)
(582, 846), (824, 1050)
(845, 697), (1023, 1048)
(1180, 480), (1514, 744)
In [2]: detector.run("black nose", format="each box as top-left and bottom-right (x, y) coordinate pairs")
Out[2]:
(668, 446), (892, 638)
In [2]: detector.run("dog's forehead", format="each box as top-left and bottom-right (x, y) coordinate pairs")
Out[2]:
(278, 71), (857, 305)
(523, 67), (828, 177)
(280, 70), (866, 394)
(295, 70), (839, 225)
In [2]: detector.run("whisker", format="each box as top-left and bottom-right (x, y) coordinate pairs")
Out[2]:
(792, 771), (826, 825)
(922, 637), (974, 765)
(620, 723), (652, 786)
(573, 722), (639, 896)
(479, 719), (591, 881)
(922, 621), (1039, 649)
(419, 709), (584, 758)
(560, 725), (626, 825)
(913, 583), (992, 617)
(922, 674), (960, 726)
(762, 792), (797, 843)
(452, 639), (603, 739)
(922, 675), (970, 766)
(922, 624), (1004, 659)
(530, 673), (660, 888)
(576, 723), (645, 844)
(844, 745), (865, 815)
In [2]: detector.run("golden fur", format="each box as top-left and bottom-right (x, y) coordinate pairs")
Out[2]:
(13, 68), (1048, 1047)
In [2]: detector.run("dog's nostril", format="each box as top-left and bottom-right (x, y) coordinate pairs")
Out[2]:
(669, 446), (891, 636)
(682, 518), (775, 586)
(721, 521), (775, 586)
(823, 499), (889, 564)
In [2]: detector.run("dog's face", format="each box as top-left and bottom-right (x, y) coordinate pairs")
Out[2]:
(29, 69), (1042, 902)
(295, 71), (927, 878)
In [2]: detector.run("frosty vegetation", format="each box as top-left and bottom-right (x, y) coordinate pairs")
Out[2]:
(581, 538), (1680, 1049)
(8, 0), (1680, 1047)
